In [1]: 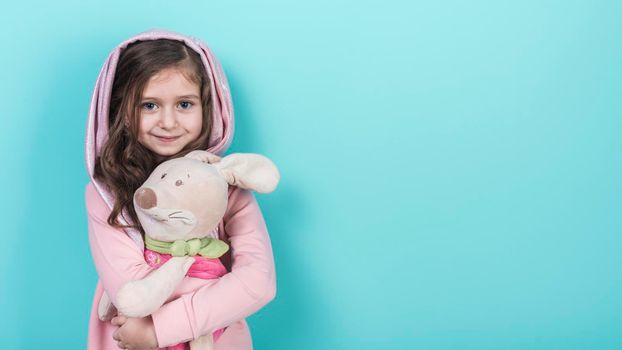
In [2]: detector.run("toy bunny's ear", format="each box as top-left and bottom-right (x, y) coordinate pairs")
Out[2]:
(214, 153), (280, 193)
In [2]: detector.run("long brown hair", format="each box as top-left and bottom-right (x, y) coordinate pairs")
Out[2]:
(93, 39), (213, 235)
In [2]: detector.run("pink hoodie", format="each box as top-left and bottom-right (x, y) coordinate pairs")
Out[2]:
(84, 29), (276, 349)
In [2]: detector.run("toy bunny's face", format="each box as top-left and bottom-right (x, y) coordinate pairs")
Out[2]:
(134, 157), (229, 242)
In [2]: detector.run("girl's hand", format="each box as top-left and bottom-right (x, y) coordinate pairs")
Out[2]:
(185, 150), (221, 164)
(111, 315), (158, 350)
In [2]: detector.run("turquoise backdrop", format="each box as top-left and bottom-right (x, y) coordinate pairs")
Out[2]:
(1, 1), (621, 349)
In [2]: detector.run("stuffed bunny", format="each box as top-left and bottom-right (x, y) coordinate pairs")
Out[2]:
(97, 151), (280, 350)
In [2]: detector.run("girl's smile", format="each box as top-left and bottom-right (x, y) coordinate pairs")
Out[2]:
(154, 135), (181, 142)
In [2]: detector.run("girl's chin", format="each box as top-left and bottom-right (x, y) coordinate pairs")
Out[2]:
(145, 143), (184, 157)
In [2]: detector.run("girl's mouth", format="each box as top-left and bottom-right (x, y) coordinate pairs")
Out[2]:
(155, 135), (180, 143)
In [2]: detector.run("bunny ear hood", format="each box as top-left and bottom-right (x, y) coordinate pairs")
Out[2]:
(84, 28), (234, 247)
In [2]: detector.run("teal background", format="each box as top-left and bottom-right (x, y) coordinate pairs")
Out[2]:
(1, 1), (621, 349)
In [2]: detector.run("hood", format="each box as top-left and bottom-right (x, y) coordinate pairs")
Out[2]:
(85, 28), (234, 248)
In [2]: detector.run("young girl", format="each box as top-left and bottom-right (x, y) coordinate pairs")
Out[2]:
(85, 29), (277, 350)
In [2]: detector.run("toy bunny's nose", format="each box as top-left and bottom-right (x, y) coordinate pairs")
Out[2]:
(135, 188), (157, 209)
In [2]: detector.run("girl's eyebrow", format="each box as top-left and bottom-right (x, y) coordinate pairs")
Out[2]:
(142, 94), (200, 100)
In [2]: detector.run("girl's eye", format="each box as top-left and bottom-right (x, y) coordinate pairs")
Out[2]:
(142, 102), (158, 111)
(179, 101), (193, 109)
(175, 180), (183, 186)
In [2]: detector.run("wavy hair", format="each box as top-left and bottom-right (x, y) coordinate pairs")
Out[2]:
(93, 39), (213, 235)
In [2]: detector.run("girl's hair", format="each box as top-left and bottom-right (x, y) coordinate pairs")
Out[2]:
(93, 39), (213, 235)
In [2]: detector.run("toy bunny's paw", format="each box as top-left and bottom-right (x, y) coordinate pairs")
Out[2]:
(116, 282), (153, 318)
(98, 291), (117, 321)
(185, 150), (222, 164)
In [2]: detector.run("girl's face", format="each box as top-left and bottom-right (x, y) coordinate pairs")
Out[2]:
(137, 67), (203, 157)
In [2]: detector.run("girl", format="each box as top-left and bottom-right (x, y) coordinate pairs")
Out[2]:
(85, 29), (277, 350)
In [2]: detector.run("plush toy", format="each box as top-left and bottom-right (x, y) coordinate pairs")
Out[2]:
(97, 150), (280, 350)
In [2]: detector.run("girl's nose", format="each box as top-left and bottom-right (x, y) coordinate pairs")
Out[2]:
(159, 106), (178, 129)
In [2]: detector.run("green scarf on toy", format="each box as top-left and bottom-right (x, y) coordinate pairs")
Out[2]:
(145, 235), (229, 258)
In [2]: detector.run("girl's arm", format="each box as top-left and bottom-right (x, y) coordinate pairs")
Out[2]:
(149, 186), (277, 347)
(86, 183), (155, 307)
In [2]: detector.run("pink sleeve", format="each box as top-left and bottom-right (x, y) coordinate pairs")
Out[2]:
(149, 186), (277, 347)
(85, 183), (155, 306)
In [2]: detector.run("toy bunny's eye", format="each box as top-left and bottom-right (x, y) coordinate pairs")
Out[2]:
(176, 180), (183, 186)
(161, 173), (167, 179)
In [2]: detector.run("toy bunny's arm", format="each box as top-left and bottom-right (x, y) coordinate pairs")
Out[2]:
(115, 256), (194, 318)
(86, 183), (155, 310)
